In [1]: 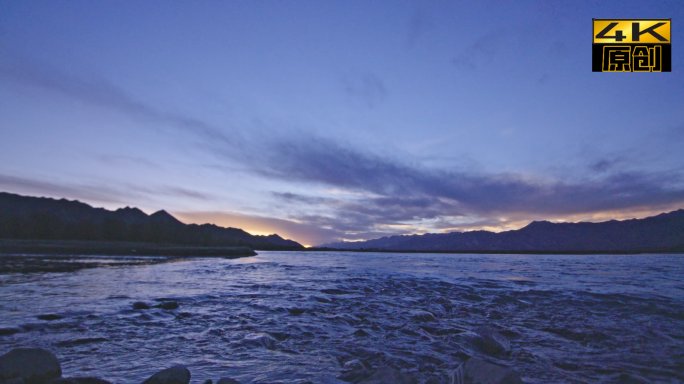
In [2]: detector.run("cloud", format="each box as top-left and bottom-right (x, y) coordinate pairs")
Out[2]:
(0, 174), (127, 205)
(342, 72), (387, 108)
(239, 134), (684, 223)
(0, 174), (212, 206)
(407, 6), (434, 46)
(249, 133), (684, 244)
(0, 57), (239, 147)
(173, 210), (343, 247)
(589, 157), (625, 173)
(452, 29), (507, 70)
(95, 154), (164, 170)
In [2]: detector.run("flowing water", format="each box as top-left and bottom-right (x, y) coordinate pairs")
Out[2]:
(0, 252), (683, 383)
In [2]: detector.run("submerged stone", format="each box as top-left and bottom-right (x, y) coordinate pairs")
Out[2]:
(0, 327), (21, 336)
(141, 365), (190, 384)
(616, 373), (653, 384)
(240, 333), (277, 350)
(470, 327), (510, 356)
(337, 368), (373, 383)
(360, 367), (418, 384)
(422, 378), (441, 384)
(412, 311), (436, 322)
(49, 378), (113, 384)
(216, 379), (241, 384)
(157, 302), (179, 310)
(133, 302), (151, 310)
(0, 348), (62, 384)
(321, 289), (350, 295)
(449, 358), (522, 384)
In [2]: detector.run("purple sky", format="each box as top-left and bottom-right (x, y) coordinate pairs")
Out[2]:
(1, 1), (683, 246)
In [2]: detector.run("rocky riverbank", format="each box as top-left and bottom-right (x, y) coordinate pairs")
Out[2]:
(0, 347), (524, 384)
(0, 240), (257, 274)
(0, 239), (257, 258)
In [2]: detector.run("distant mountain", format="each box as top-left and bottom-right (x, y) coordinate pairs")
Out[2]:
(0, 192), (304, 250)
(320, 210), (684, 252)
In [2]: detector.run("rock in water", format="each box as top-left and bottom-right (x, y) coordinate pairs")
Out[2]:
(216, 379), (242, 384)
(449, 358), (522, 384)
(0, 327), (21, 336)
(338, 368), (371, 383)
(360, 367), (418, 384)
(470, 327), (510, 356)
(616, 373), (652, 384)
(0, 348), (62, 384)
(412, 311), (436, 322)
(239, 333), (277, 350)
(133, 302), (151, 310)
(422, 378), (442, 384)
(156, 302), (179, 310)
(141, 366), (190, 384)
(50, 378), (113, 384)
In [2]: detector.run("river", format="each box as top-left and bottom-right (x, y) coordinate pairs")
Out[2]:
(1, 252), (683, 383)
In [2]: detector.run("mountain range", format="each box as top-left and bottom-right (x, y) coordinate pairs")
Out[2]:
(320, 210), (684, 252)
(0, 192), (303, 250)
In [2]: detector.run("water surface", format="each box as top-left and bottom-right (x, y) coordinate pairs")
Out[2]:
(1, 252), (683, 383)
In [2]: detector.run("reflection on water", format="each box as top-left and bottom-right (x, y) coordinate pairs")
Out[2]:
(0, 252), (683, 383)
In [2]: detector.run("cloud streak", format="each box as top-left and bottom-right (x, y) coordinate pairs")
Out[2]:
(249, 135), (684, 215)
(0, 57), (239, 147)
(342, 72), (388, 108)
(0, 174), (212, 207)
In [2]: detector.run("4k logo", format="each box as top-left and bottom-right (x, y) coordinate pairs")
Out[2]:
(592, 19), (671, 72)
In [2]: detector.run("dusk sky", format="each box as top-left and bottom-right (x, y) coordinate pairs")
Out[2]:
(1, 1), (683, 246)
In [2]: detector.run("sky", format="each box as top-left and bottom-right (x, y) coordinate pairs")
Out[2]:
(1, 0), (683, 247)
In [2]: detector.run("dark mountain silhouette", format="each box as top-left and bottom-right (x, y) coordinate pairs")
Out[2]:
(0, 192), (303, 250)
(320, 209), (684, 252)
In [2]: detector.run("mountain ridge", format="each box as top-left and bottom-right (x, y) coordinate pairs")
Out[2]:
(320, 209), (684, 252)
(0, 192), (304, 250)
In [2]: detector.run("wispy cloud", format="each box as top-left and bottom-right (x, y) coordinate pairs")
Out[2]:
(0, 174), (212, 206)
(0, 174), (127, 205)
(342, 72), (388, 108)
(0, 57), (239, 147)
(452, 29), (507, 70)
(407, 5), (434, 46)
(249, 135), (684, 214)
(95, 154), (164, 170)
(243, 134), (684, 243)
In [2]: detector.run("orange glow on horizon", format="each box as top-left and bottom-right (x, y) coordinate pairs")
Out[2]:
(172, 204), (683, 246)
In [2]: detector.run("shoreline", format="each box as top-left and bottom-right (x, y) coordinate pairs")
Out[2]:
(0, 239), (257, 258)
(305, 247), (684, 255)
